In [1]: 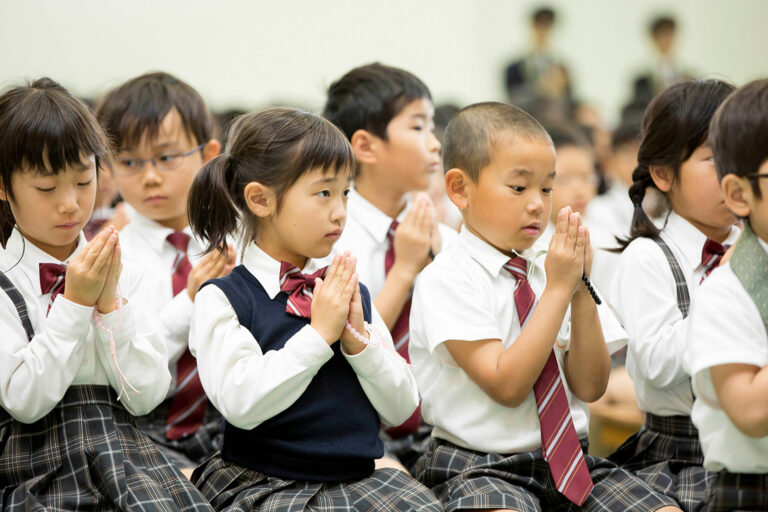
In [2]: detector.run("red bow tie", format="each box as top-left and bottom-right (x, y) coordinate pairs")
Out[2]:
(279, 261), (328, 319)
(39, 263), (67, 314)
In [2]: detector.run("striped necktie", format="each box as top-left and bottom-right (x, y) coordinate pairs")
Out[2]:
(39, 263), (67, 315)
(279, 261), (328, 319)
(384, 219), (420, 438)
(504, 256), (594, 505)
(165, 231), (207, 441)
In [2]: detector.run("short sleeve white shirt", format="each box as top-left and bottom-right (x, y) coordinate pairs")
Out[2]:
(688, 237), (768, 473)
(409, 226), (627, 454)
(610, 212), (739, 416)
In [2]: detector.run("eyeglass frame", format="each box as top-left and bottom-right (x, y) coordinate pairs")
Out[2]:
(745, 172), (768, 179)
(109, 143), (206, 177)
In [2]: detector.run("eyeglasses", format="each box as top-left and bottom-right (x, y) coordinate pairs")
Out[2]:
(110, 143), (205, 177)
(746, 173), (768, 179)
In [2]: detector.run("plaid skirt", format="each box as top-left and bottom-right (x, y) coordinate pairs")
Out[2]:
(135, 397), (224, 469)
(0, 385), (213, 511)
(414, 437), (678, 512)
(192, 452), (443, 511)
(705, 471), (768, 512)
(609, 413), (715, 512)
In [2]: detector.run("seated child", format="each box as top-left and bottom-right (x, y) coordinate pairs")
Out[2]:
(188, 108), (442, 511)
(324, 62), (458, 468)
(688, 78), (768, 512)
(0, 78), (212, 510)
(96, 72), (234, 470)
(410, 101), (681, 512)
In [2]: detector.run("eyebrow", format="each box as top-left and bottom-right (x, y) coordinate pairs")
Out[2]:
(409, 113), (428, 121)
(312, 177), (339, 186)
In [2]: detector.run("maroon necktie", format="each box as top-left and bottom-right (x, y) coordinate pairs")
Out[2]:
(39, 263), (67, 315)
(279, 261), (328, 319)
(384, 219), (420, 438)
(165, 231), (207, 441)
(701, 238), (727, 283)
(504, 256), (594, 506)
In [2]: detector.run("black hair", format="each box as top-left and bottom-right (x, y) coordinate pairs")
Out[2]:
(615, 79), (736, 251)
(710, 79), (768, 199)
(96, 71), (218, 153)
(611, 122), (641, 151)
(188, 107), (355, 255)
(323, 63), (432, 142)
(0, 78), (110, 247)
(545, 123), (591, 150)
(532, 7), (556, 27)
(650, 16), (676, 37)
(442, 101), (551, 182)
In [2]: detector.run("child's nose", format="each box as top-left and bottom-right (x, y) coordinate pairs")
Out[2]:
(141, 164), (163, 186)
(429, 131), (441, 153)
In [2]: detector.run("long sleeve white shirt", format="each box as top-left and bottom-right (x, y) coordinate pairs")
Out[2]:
(188, 242), (419, 431)
(0, 228), (170, 423)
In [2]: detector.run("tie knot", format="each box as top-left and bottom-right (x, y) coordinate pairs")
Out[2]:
(279, 261), (329, 319)
(39, 263), (67, 295)
(702, 238), (726, 268)
(504, 256), (528, 281)
(387, 220), (399, 243)
(167, 231), (190, 253)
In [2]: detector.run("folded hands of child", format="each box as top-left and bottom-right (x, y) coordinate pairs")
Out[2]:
(64, 226), (122, 314)
(545, 207), (593, 299)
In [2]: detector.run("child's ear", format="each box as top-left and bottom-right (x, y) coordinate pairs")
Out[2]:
(202, 139), (222, 164)
(721, 174), (752, 218)
(445, 168), (470, 210)
(0, 181), (7, 202)
(649, 165), (674, 192)
(349, 129), (380, 166)
(243, 182), (275, 218)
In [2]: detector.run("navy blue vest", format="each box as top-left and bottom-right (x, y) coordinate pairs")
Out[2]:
(203, 265), (383, 482)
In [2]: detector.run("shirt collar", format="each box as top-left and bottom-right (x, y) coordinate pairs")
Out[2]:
(131, 211), (201, 256)
(241, 242), (333, 299)
(458, 225), (546, 278)
(2, 227), (87, 293)
(664, 211), (740, 269)
(348, 188), (407, 245)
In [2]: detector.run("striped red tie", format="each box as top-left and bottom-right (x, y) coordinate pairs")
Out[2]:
(504, 257), (594, 506)
(39, 263), (67, 315)
(279, 261), (328, 319)
(384, 219), (420, 438)
(165, 231), (207, 441)
(701, 238), (727, 283)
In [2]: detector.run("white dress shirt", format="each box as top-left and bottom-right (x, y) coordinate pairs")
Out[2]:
(585, 182), (633, 250)
(334, 189), (458, 298)
(688, 238), (768, 473)
(118, 212), (206, 383)
(189, 242), (419, 431)
(409, 227), (627, 454)
(610, 212), (740, 416)
(0, 228), (170, 423)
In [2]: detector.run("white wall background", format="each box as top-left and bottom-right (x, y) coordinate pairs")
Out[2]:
(2, 0), (767, 124)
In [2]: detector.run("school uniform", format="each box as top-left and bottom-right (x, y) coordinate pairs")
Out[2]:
(608, 212), (739, 510)
(188, 243), (442, 511)
(334, 188), (458, 466)
(119, 211), (224, 467)
(688, 224), (768, 512)
(0, 227), (212, 511)
(410, 226), (675, 511)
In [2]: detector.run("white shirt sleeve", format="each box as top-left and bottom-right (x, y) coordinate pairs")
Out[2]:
(0, 295), (91, 423)
(189, 284), (335, 430)
(341, 305), (419, 426)
(91, 271), (172, 416)
(612, 241), (691, 388)
(688, 267), (768, 408)
(158, 290), (194, 364)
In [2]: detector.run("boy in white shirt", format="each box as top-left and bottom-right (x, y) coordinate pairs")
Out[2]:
(324, 63), (457, 468)
(410, 101), (680, 512)
(96, 72), (235, 471)
(688, 79), (768, 512)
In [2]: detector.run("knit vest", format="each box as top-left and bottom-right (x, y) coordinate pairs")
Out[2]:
(730, 223), (768, 331)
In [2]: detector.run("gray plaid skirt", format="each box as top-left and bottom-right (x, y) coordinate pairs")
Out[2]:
(192, 452), (443, 511)
(0, 385), (213, 511)
(136, 397), (224, 469)
(704, 471), (768, 512)
(608, 413), (716, 512)
(414, 436), (677, 512)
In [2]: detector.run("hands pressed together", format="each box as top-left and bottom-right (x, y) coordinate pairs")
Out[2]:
(544, 206), (593, 301)
(391, 192), (441, 280)
(187, 244), (236, 301)
(64, 226), (123, 314)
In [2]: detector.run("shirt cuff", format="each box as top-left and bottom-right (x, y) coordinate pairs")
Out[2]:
(93, 302), (135, 347)
(46, 297), (94, 340)
(285, 325), (335, 367)
(342, 342), (387, 375)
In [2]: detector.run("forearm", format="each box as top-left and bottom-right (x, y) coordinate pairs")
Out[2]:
(564, 290), (610, 402)
(373, 264), (416, 329)
(493, 287), (572, 405)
